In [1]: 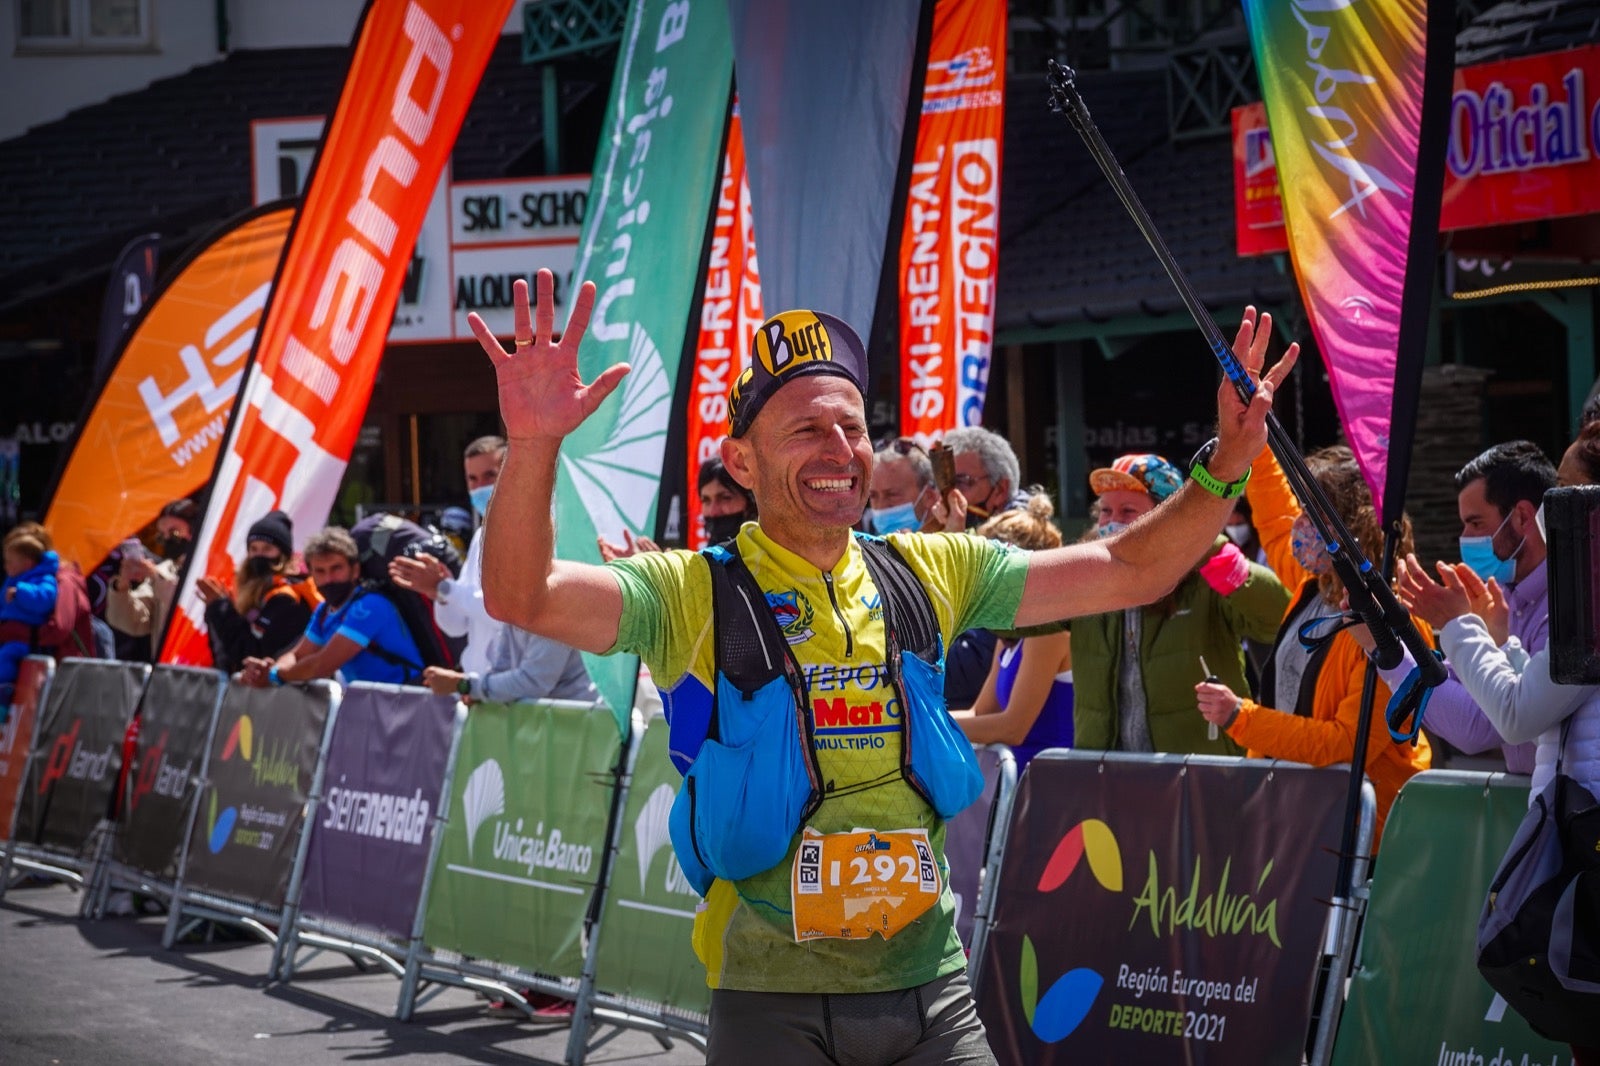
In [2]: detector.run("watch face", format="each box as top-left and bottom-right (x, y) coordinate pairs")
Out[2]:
(457, 678), (471, 696)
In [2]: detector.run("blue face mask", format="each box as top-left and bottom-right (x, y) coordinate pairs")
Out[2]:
(1097, 522), (1127, 539)
(1459, 510), (1522, 585)
(469, 484), (494, 518)
(869, 501), (920, 535)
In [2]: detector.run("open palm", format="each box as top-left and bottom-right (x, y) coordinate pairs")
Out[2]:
(467, 268), (630, 440)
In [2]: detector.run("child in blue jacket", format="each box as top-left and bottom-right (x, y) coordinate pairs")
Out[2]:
(1, 526), (58, 708)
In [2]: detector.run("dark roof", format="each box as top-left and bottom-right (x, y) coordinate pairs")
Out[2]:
(995, 69), (1292, 334)
(1457, 0), (1600, 65)
(0, 37), (602, 299)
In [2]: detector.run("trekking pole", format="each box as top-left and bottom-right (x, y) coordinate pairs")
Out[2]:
(1044, 62), (1446, 706)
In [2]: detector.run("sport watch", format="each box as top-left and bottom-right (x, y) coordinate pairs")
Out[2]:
(456, 676), (472, 697)
(1188, 437), (1250, 500)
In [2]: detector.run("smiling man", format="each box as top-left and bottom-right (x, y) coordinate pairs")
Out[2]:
(474, 270), (1294, 1065)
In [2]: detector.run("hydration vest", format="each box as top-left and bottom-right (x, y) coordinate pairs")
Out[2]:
(668, 533), (984, 897)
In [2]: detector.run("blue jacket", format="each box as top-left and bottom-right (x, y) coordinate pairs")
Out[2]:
(1, 551), (59, 626)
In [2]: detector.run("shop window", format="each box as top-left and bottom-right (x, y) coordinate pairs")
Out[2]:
(17, 0), (151, 51)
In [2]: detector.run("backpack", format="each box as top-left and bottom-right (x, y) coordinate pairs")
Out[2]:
(31, 563), (97, 660)
(349, 513), (464, 677)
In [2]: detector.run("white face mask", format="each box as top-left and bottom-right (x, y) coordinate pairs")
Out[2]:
(1097, 522), (1127, 539)
(1224, 523), (1252, 546)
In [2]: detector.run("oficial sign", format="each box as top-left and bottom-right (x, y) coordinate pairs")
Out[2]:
(1234, 42), (1600, 255)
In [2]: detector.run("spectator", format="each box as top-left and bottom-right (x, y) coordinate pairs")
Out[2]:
(1075, 451), (1289, 755)
(696, 455), (757, 546)
(952, 491), (1074, 769)
(390, 436), (504, 678)
(0, 524), (57, 707)
(105, 497), (196, 654)
(238, 526), (423, 687)
(943, 426), (1026, 526)
(1397, 441), (1554, 772)
(867, 438), (965, 535)
(1193, 436), (1431, 842)
(420, 624), (597, 704)
(197, 510), (322, 674)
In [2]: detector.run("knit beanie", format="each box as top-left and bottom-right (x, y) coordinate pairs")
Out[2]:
(246, 510), (294, 556)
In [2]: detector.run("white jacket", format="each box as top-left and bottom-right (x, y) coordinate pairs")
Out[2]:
(433, 528), (494, 676)
(1440, 615), (1600, 802)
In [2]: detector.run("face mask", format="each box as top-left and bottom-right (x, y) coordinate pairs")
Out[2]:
(1225, 523), (1252, 547)
(469, 484), (494, 518)
(159, 533), (191, 561)
(703, 513), (745, 545)
(1290, 514), (1333, 576)
(318, 580), (355, 608)
(243, 555), (279, 580)
(1460, 510), (1523, 585)
(868, 501), (920, 535)
(1097, 522), (1127, 539)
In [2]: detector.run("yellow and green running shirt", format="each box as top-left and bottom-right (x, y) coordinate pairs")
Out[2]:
(606, 524), (1029, 994)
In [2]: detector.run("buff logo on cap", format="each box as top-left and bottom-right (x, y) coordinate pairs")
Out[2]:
(730, 309), (868, 437)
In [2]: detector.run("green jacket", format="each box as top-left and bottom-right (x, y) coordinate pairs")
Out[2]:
(1072, 537), (1289, 755)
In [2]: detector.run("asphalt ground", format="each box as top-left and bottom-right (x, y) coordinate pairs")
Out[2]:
(0, 880), (707, 1066)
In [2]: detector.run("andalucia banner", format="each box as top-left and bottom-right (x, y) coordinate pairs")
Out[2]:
(560, 0), (734, 727)
(161, 0), (514, 665)
(1242, 0), (1454, 522)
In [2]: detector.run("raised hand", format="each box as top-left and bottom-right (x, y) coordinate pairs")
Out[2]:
(1395, 553), (1472, 629)
(1212, 307), (1300, 481)
(468, 269), (630, 442)
(1452, 563), (1511, 645)
(389, 552), (450, 600)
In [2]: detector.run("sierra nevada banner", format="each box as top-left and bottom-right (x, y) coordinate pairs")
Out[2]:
(684, 95), (762, 552)
(898, 0), (1005, 444)
(160, 0), (514, 665)
(1241, 0), (1454, 520)
(559, 0), (734, 724)
(44, 204), (292, 576)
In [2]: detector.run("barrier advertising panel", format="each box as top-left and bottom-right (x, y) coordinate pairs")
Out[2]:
(12, 660), (146, 851)
(947, 745), (1004, 949)
(423, 701), (621, 979)
(1331, 772), (1566, 1066)
(977, 752), (1345, 1065)
(0, 657), (52, 841)
(298, 685), (457, 938)
(114, 666), (226, 878)
(180, 682), (330, 909)
(592, 715), (710, 1015)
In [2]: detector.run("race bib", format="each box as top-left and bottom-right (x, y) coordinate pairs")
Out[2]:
(791, 826), (942, 942)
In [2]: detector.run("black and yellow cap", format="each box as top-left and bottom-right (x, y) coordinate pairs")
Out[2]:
(729, 309), (868, 437)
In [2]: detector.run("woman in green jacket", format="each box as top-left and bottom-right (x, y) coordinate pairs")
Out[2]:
(1071, 453), (1290, 755)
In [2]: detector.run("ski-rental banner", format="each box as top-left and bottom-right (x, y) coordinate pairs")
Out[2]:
(684, 95), (762, 552)
(976, 752), (1345, 1065)
(114, 665), (226, 880)
(592, 714), (710, 1014)
(0, 657), (54, 842)
(897, 0), (1006, 444)
(559, 0), (733, 726)
(1241, 0), (1454, 521)
(43, 204), (292, 576)
(12, 660), (146, 853)
(160, 0), (515, 666)
(422, 700), (622, 979)
(180, 682), (332, 910)
(298, 684), (458, 939)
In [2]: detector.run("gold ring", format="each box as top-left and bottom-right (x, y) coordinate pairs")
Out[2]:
(514, 337), (533, 348)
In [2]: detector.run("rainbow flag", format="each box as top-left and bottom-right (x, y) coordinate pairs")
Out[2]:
(1242, 0), (1454, 523)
